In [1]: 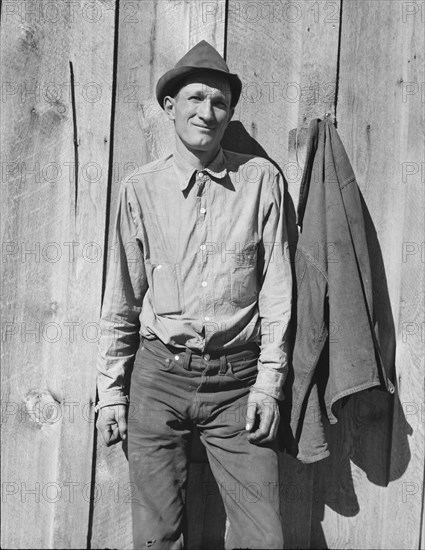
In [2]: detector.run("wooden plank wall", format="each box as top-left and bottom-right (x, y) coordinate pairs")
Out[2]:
(1, 0), (115, 548)
(91, 3), (227, 548)
(1, 1), (424, 549)
(225, 2), (341, 549)
(314, 2), (425, 549)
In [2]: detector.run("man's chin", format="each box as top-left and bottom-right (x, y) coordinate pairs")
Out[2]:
(186, 140), (218, 153)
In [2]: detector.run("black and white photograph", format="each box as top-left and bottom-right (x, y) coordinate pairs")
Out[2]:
(1, 1), (424, 548)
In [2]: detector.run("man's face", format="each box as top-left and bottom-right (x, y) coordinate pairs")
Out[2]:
(164, 72), (234, 154)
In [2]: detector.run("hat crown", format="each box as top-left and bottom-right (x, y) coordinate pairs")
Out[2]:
(174, 40), (229, 73)
(155, 40), (242, 109)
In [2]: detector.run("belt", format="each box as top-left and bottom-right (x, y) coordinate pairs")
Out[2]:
(142, 337), (260, 374)
(142, 337), (259, 362)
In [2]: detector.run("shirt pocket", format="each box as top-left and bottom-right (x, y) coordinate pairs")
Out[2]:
(230, 243), (259, 307)
(146, 261), (183, 315)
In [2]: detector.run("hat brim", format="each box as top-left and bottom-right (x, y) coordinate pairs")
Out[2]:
(156, 66), (242, 110)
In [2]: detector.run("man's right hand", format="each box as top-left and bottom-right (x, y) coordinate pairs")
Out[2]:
(96, 405), (128, 446)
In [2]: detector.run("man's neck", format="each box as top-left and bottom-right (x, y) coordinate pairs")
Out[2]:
(174, 138), (220, 170)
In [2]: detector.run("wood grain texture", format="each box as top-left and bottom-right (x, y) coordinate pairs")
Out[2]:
(1, 0), (115, 548)
(225, 0), (341, 209)
(2, 0), (423, 548)
(314, 1), (425, 548)
(224, 0), (303, 179)
(290, 0), (341, 200)
(226, 1), (340, 547)
(91, 2), (227, 548)
(107, 0), (226, 256)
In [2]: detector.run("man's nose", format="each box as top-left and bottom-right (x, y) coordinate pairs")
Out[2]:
(197, 99), (215, 121)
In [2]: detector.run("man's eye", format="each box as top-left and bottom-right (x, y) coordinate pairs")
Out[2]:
(189, 95), (202, 101)
(212, 102), (227, 110)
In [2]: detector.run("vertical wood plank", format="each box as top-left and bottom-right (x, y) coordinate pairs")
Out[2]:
(91, 2), (227, 548)
(314, 1), (425, 548)
(1, 0), (115, 548)
(225, 2), (340, 548)
(224, 0), (341, 206)
(384, 0), (425, 544)
(107, 0), (226, 255)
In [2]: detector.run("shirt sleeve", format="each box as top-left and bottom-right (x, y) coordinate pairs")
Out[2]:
(251, 169), (292, 401)
(96, 179), (147, 409)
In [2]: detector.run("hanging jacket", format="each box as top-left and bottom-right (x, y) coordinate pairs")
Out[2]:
(283, 117), (395, 463)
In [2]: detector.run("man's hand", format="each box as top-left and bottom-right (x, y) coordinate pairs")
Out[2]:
(96, 405), (127, 446)
(245, 391), (280, 445)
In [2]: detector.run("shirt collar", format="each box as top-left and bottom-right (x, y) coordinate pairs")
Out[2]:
(173, 147), (228, 192)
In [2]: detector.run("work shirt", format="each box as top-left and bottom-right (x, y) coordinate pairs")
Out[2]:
(96, 146), (292, 408)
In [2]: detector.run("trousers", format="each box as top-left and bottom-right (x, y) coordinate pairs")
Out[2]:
(128, 337), (284, 550)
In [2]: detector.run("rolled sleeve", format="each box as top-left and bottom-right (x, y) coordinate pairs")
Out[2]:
(96, 179), (147, 409)
(251, 170), (292, 401)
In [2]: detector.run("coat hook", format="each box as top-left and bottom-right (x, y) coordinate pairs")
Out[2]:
(323, 111), (336, 124)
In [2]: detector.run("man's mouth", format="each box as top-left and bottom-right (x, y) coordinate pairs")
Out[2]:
(192, 124), (215, 131)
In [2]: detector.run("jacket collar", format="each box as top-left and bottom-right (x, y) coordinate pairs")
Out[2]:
(173, 146), (228, 191)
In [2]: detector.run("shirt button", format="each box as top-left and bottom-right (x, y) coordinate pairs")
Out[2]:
(174, 355), (180, 361)
(203, 353), (210, 361)
(200, 208), (206, 214)
(204, 316), (210, 321)
(200, 244), (206, 251)
(201, 281), (207, 287)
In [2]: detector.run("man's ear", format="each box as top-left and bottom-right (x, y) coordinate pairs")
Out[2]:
(163, 96), (175, 120)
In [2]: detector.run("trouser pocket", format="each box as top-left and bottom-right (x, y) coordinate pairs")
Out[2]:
(228, 356), (258, 385)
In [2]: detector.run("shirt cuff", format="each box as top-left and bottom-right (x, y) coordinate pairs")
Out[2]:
(94, 394), (129, 412)
(250, 368), (285, 401)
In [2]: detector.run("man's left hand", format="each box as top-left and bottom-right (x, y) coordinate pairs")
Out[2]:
(245, 390), (280, 445)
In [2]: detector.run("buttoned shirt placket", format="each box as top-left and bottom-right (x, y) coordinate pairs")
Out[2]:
(196, 170), (213, 352)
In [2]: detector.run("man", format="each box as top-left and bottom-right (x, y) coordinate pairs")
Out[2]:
(96, 40), (292, 549)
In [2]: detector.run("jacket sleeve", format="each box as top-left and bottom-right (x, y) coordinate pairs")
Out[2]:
(250, 169), (292, 401)
(96, 179), (147, 409)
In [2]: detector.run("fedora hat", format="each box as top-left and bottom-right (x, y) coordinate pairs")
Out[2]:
(156, 40), (242, 109)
